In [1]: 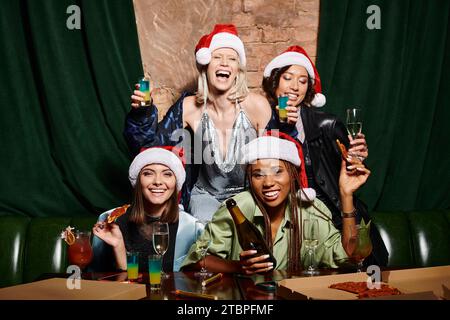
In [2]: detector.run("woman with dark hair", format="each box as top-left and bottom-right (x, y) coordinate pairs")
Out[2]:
(181, 134), (370, 273)
(261, 46), (388, 267)
(91, 147), (200, 272)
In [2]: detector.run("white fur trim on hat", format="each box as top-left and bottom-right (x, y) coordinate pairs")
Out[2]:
(263, 52), (314, 78)
(311, 92), (326, 107)
(198, 32), (246, 67)
(128, 148), (186, 191)
(242, 136), (300, 167)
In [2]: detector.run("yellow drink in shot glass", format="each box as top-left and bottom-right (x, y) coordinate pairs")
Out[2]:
(278, 96), (288, 123)
(148, 254), (162, 291)
(139, 77), (151, 106)
(126, 252), (139, 282)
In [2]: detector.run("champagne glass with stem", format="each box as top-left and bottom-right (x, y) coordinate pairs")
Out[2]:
(346, 108), (362, 139)
(152, 221), (169, 279)
(303, 218), (320, 276)
(194, 220), (213, 279)
(346, 108), (363, 160)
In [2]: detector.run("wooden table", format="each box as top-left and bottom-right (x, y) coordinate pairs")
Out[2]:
(81, 269), (355, 300)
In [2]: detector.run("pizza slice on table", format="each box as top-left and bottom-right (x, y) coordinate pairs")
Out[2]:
(329, 281), (402, 299)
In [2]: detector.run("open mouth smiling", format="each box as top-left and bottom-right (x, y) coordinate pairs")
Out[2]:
(216, 70), (231, 79)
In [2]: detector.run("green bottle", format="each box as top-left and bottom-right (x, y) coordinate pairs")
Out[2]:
(226, 199), (277, 269)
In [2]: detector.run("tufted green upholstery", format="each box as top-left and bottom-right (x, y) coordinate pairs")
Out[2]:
(372, 210), (450, 268)
(371, 211), (415, 268)
(0, 216), (96, 288)
(0, 210), (449, 288)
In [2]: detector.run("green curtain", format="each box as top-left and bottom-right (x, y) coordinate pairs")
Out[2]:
(0, 0), (143, 217)
(317, 0), (450, 211)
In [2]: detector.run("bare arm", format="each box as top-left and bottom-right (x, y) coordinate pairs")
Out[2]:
(338, 159), (371, 255)
(243, 93), (272, 134)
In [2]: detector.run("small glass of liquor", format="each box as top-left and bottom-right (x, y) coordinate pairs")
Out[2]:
(139, 77), (151, 106)
(278, 95), (289, 123)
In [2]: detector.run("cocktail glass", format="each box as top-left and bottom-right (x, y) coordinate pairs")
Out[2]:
(67, 230), (93, 271)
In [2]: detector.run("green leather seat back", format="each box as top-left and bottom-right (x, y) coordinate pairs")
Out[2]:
(445, 210), (450, 225)
(409, 210), (450, 267)
(0, 216), (30, 287)
(23, 217), (72, 283)
(70, 217), (97, 233)
(371, 211), (415, 268)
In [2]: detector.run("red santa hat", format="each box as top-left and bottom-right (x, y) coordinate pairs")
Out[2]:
(195, 24), (246, 67)
(128, 146), (186, 191)
(263, 46), (326, 107)
(242, 131), (316, 202)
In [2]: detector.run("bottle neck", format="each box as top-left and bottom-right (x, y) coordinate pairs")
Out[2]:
(228, 206), (246, 225)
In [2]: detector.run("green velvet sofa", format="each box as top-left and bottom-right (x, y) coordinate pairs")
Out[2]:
(1, 210), (449, 288)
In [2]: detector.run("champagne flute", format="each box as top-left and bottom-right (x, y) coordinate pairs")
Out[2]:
(346, 108), (363, 139)
(194, 220), (212, 279)
(152, 221), (169, 279)
(303, 219), (320, 276)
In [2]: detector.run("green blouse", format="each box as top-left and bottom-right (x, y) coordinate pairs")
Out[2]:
(181, 191), (348, 270)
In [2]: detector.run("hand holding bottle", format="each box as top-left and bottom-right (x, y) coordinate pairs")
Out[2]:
(239, 250), (274, 275)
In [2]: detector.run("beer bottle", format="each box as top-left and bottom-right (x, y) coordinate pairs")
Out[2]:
(226, 199), (277, 269)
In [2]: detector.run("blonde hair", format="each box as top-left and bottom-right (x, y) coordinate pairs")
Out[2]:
(195, 65), (249, 106)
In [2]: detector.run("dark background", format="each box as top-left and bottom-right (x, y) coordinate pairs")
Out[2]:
(0, 0), (449, 218)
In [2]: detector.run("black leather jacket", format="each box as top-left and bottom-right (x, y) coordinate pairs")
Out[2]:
(282, 106), (388, 267)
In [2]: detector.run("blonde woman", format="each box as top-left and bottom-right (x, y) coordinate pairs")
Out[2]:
(125, 24), (274, 220)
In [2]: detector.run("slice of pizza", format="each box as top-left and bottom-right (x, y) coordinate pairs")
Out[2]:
(106, 204), (130, 224)
(329, 281), (368, 294)
(336, 139), (349, 160)
(358, 284), (402, 299)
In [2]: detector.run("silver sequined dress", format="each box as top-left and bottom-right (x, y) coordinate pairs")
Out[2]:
(188, 104), (257, 220)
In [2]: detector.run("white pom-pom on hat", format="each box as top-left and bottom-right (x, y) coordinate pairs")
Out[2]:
(195, 47), (212, 65)
(195, 24), (246, 67)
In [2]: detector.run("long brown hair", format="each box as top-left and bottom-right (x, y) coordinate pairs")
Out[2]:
(246, 160), (302, 273)
(262, 65), (315, 107)
(129, 170), (179, 225)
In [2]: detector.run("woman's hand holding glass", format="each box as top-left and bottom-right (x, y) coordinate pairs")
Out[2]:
(239, 250), (274, 275)
(275, 101), (299, 125)
(346, 108), (368, 161)
(131, 82), (153, 109)
(348, 133), (368, 161)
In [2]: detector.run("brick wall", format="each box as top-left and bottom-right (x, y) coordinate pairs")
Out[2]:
(133, 0), (320, 116)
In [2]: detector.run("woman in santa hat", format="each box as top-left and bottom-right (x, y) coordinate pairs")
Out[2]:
(125, 24), (275, 221)
(90, 146), (200, 273)
(261, 46), (388, 267)
(181, 133), (370, 273)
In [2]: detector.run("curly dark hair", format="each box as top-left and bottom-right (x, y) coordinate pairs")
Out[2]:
(262, 65), (316, 107)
